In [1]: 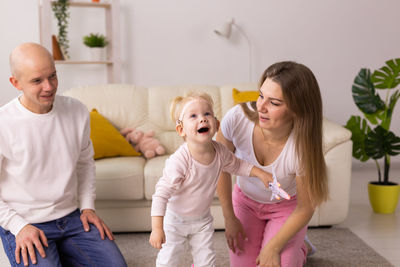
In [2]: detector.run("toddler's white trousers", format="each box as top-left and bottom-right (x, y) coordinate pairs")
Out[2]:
(156, 209), (216, 267)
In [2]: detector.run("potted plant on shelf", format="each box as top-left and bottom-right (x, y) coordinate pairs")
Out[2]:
(52, 0), (70, 59)
(83, 33), (108, 61)
(345, 58), (400, 214)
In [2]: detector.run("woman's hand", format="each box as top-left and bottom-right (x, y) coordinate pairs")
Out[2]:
(256, 244), (281, 267)
(225, 215), (247, 254)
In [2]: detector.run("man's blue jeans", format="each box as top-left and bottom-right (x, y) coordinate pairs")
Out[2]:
(0, 209), (127, 267)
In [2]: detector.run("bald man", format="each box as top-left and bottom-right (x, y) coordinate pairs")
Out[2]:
(0, 43), (127, 267)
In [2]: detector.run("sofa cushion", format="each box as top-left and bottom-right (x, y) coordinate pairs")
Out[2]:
(63, 84), (149, 130)
(144, 155), (169, 200)
(232, 88), (259, 105)
(156, 132), (184, 156)
(95, 156), (146, 200)
(323, 118), (352, 154)
(90, 109), (140, 159)
(219, 83), (257, 116)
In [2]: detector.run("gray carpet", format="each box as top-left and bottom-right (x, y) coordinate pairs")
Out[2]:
(114, 228), (393, 267)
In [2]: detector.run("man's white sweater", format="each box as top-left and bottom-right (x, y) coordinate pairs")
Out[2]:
(0, 95), (96, 235)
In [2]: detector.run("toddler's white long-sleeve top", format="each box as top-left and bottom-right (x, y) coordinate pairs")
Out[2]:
(151, 141), (253, 217)
(0, 96), (96, 235)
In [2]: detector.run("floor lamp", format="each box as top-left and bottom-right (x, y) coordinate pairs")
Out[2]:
(214, 18), (252, 82)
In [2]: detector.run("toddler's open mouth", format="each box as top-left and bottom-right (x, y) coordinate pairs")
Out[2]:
(198, 127), (209, 133)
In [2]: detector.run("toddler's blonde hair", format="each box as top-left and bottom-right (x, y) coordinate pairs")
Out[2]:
(170, 92), (214, 125)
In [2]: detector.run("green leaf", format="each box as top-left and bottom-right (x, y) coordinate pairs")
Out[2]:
(380, 90), (400, 130)
(344, 116), (371, 162)
(365, 126), (400, 159)
(83, 33), (108, 48)
(364, 113), (379, 124)
(371, 58), (400, 89)
(352, 68), (385, 114)
(364, 109), (386, 125)
(52, 0), (70, 57)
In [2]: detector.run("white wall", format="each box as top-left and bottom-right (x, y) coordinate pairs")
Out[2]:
(0, 1), (40, 105)
(0, 0), (399, 163)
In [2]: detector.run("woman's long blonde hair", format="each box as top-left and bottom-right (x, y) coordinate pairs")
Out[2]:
(242, 61), (328, 206)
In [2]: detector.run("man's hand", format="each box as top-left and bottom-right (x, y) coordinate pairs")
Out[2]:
(80, 209), (114, 240)
(15, 224), (48, 266)
(224, 215), (247, 254)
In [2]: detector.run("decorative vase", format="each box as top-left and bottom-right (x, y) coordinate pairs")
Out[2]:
(368, 182), (400, 214)
(90, 47), (106, 61)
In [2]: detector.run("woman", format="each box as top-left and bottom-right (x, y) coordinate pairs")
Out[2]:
(216, 61), (328, 267)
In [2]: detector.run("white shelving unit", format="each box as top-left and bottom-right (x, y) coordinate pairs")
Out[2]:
(38, 0), (121, 83)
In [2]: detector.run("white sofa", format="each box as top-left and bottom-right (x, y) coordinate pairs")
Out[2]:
(63, 83), (353, 232)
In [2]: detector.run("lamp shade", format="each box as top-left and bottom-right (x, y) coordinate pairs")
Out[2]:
(214, 19), (233, 38)
(213, 18), (252, 81)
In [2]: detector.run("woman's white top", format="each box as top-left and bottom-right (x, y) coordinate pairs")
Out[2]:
(221, 103), (300, 204)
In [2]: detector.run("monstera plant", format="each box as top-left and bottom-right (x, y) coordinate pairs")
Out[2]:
(345, 58), (400, 213)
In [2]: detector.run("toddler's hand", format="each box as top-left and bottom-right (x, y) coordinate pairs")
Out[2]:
(250, 166), (273, 189)
(259, 172), (273, 189)
(149, 228), (165, 249)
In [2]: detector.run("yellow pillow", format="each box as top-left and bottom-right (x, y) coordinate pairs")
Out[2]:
(90, 109), (141, 159)
(232, 88), (259, 105)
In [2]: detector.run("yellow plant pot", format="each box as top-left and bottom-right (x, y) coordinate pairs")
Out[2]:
(368, 182), (400, 214)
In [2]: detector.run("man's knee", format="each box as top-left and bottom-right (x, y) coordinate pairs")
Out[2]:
(98, 239), (127, 267)
(61, 234), (126, 267)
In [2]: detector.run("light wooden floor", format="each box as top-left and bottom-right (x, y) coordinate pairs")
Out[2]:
(337, 163), (400, 267)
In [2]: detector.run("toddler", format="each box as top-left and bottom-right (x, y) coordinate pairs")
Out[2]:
(149, 92), (273, 267)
